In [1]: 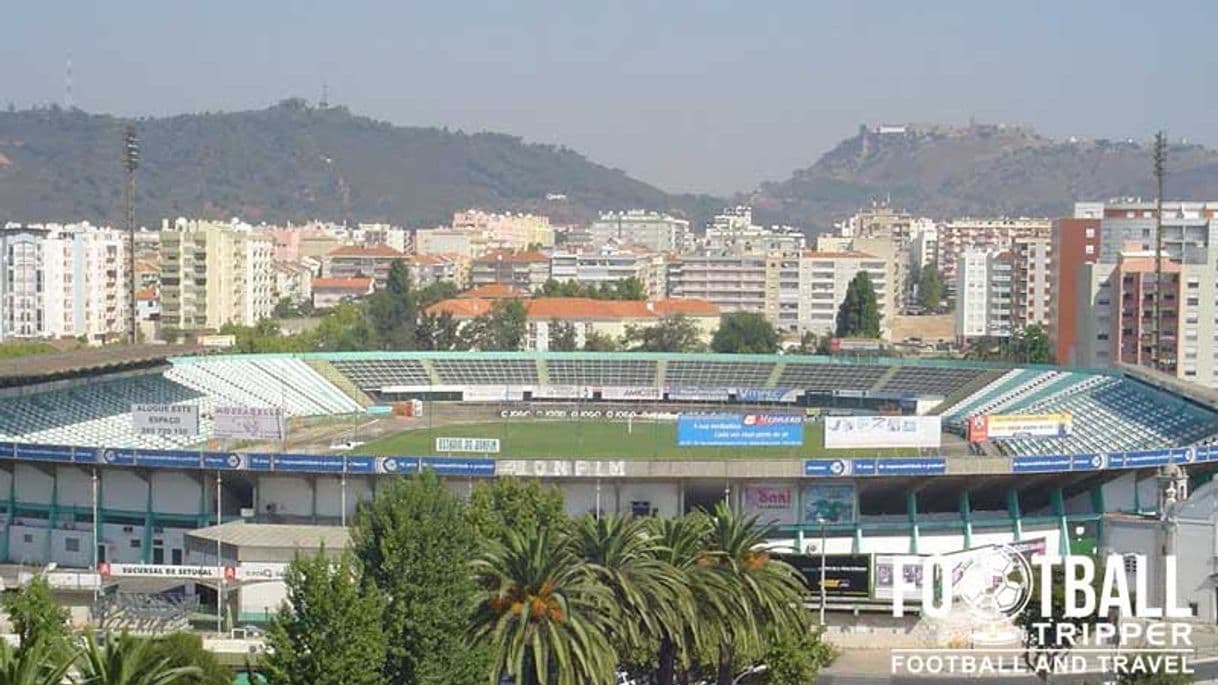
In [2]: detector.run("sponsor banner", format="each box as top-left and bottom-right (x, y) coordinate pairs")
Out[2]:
(435, 437), (501, 454)
(531, 385), (591, 400)
(374, 456), (418, 475)
(1012, 454), (1107, 473)
(463, 385), (524, 402)
(245, 454), (274, 471)
(824, 415), (941, 450)
(803, 483), (857, 524)
(666, 386), (731, 402)
(96, 449), (137, 467)
(14, 444), (77, 463)
(273, 454), (345, 473)
(677, 413), (804, 447)
(804, 459), (854, 477)
(777, 553), (872, 598)
(99, 563), (226, 580)
(201, 453), (248, 470)
(343, 456), (375, 474)
(135, 450), (203, 469)
(131, 404), (200, 439)
(736, 387), (800, 403)
(743, 486), (796, 524)
(420, 457), (496, 478)
(213, 406), (285, 441)
(600, 386), (664, 401)
(875, 540), (1046, 601)
(968, 413), (1072, 442)
(856, 457), (947, 477)
(196, 334), (236, 348)
(235, 562), (287, 583)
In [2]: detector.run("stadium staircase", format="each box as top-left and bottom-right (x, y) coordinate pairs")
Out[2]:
(765, 362), (785, 388)
(420, 359), (443, 385)
(655, 359), (668, 387)
(870, 365), (901, 393)
(535, 359), (550, 385)
(306, 359), (373, 408)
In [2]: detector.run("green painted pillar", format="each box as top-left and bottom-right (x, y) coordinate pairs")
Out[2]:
(1051, 487), (1069, 557)
(310, 477), (319, 524)
(1090, 486), (1106, 546)
(2, 468), (14, 562)
(907, 490), (920, 554)
(1007, 488), (1023, 542)
(45, 469), (58, 564)
(141, 472), (154, 564)
(959, 490), (973, 549)
(1133, 475), (1142, 514)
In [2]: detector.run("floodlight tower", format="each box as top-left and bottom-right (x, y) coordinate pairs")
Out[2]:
(1152, 132), (1166, 372)
(124, 126), (140, 344)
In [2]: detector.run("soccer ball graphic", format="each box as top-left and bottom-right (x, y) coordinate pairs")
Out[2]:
(954, 545), (1032, 618)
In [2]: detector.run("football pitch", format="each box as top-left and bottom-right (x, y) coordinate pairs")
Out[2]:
(358, 420), (918, 459)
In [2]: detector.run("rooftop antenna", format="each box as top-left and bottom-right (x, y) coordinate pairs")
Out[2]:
(65, 53), (73, 109)
(1152, 131), (1166, 373)
(320, 82), (329, 109)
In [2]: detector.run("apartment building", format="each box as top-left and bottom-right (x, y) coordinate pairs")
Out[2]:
(271, 261), (315, 306)
(322, 245), (405, 290)
(585, 210), (690, 253)
(549, 248), (666, 297)
(954, 249), (1013, 341)
(159, 219), (274, 337)
(1009, 236), (1052, 330)
(0, 223), (128, 343)
(409, 253), (469, 290)
(666, 253), (769, 319)
(453, 210), (554, 250)
(797, 251), (891, 338)
(937, 217), (1051, 294)
(470, 250), (551, 291)
(702, 206), (805, 255)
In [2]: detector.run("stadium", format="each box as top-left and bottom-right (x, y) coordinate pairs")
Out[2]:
(1, 348), (1217, 633)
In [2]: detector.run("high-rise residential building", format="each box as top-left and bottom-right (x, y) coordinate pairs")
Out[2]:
(549, 248), (666, 297)
(796, 251), (891, 338)
(585, 210), (690, 253)
(0, 223), (128, 344)
(322, 245), (405, 290)
(454, 210), (554, 250)
(666, 252), (769, 319)
(1008, 236), (1052, 331)
(159, 219), (274, 338)
(954, 249), (1013, 341)
(1049, 215), (1102, 365)
(470, 250), (551, 291)
(702, 206), (805, 255)
(937, 217), (1051, 295)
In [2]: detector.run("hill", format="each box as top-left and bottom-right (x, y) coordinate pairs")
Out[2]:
(0, 100), (719, 228)
(746, 123), (1218, 230)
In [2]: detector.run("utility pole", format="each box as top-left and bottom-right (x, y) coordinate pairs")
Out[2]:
(1152, 132), (1166, 372)
(124, 126), (140, 345)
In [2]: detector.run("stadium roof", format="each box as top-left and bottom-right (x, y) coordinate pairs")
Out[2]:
(0, 344), (202, 388)
(186, 522), (350, 562)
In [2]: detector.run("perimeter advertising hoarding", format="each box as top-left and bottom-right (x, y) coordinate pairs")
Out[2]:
(677, 413), (804, 447)
(776, 553), (872, 599)
(968, 413), (1073, 442)
(742, 485), (797, 525)
(212, 406), (285, 441)
(803, 483), (857, 523)
(823, 415), (941, 450)
(131, 404), (199, 439)
(874, 538), (1047, 601)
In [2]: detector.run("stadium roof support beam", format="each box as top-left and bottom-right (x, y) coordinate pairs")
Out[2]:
(1007, 488), (1023, 542)
(907, 490), (919, 554)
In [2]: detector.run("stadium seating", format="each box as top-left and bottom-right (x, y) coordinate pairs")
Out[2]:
(775, 363), (887, 392)
(167, 358), (361, 416)
(328, 359), (431, 391)
(665, 361), (773, 387)
(432, 359), (540, 385)
(547, 359), (658, 386)
(875, 366), (992, 397)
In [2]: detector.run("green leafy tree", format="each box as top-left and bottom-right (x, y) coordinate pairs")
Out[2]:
(76, 632), (202, 685)
(415, 312), (461, 351)
(463, 300), (527, 351)
(417, 281), (459, 308)
(469, 527), (617, 685)
(143, 633), (230, 685)
(582, 331), (621, 352)
(624, 314), (706, 352)
(756, 623), (835, 685)
(548, 319), (579, 352)
(711, 313), (779, 354)
(352, 471), (485, 685)
(272, 298), (296, 319)
(2, 578), (70, 650)
(365, 260), (418, 349)
(466, 477), (567, 544)
(917, 267), (942, 312)
(835, 272), (881, 339)
(263, 552), (386, 685)
(312, 302), (378, 351)
(1002, 324), (1053, 364)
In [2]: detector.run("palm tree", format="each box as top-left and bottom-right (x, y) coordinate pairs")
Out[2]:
(470, 526), (617, 685)
(0, 637), (76, 685)
(703, 503), (807, 685)
(76, 632), (201, 685)
(568, 514), (692, 678)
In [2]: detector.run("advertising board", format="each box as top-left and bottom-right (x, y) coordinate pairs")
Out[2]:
(435, 437), (501, 453)
(132, 404), (199, 439)
(212, 406), (285, 441)
(802, 483), (857, 523)
(823, 415), (941, 449)
(743, 485), (796, 524)
(776, 553), (872, 598)
(968, 413), (1073, 442)
(677, 413), (803, 447)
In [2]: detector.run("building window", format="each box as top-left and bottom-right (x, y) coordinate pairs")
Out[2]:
(130, 539), (141, 549)
(1085, 245), (1094, 255)
(22, 534), (33, 544)
(65, 538), (80, 553)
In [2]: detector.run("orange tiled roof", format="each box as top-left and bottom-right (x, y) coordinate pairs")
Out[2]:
(312, 277), (374, 290)
(135, 287), (157, 302)
(651, 298), (719, 316)
(460, 284), (530, 299)
(426, 298), (494, 318)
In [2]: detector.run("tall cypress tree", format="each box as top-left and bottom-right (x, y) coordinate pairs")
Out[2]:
(835, 271), (881, 338)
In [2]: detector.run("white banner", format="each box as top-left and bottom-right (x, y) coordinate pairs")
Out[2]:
(600, 386), (663, 401)
(235, 562), (288, 582)
(666, 387), (731, 402)
(99, 563), (227, 580)
(132, 404), (199, 438)
(435, 437), (501, 453)
(823, 415), (941, 449)
(743, 485), (797, 525)
(213, 406), (285, 441)
(462, 386), (525, 402)
(531, 385), (591, 400)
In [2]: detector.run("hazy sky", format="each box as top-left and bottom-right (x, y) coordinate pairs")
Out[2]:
(3, 1), (1215, 195)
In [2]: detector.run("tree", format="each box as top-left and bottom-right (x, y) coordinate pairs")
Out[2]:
(582, 331), (621, 352)
(612, 277), (646, 301)
(623, 314), (706, 353)
(365, 260), (418, 350)
(272, 298), (296, 319)
(466, 477), (567, 544)
(2, 578), (70, 650)
(917, 267), (942, 312)
(835, 272), (881, 339)
(0, 636), (77, 685)
(263, 551), (385, 685)
(463, 299), (527, 351)
(417, 281), (459, 308)
(1002, 324), (1052, 364)
(352, 471), (485, 685)
(469, 527), (617, 685)
(794, 331), (830, 356)
(143, 633), (230, 685)
(548, 319), (578, 352)
(311, 302), (378, 351)
(711, 313), (779, 354)
(756, 623), (834, 685)
(415, 312), (461, 351)
(76, 632), (202, 685)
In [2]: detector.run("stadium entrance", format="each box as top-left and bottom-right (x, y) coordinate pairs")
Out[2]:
(683, 480), (730, 514)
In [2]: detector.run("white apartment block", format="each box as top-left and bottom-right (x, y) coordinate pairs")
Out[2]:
(585, 210), (690, 253)
(549, 248), (666, 297)
(938, 217), (1051, 295)
(954, 250), (1013, 340)
(159, 219), (274, 337)
(0, 223), (128, 344)
(702, 206), (805, 255)
(1009, 236), (1052, 330)
(796, 251), (891, 338)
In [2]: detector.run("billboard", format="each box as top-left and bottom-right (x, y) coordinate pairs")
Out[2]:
(777, 553), (872, 598)
(802, 483), (857, 523)
(99, 563), (225, 581)
(743, 485), (797, 524)
(677, 413), (803, 447)
(874, 538), (1047, 601)
(823, 415), (941, 449)
(132, 404), (199, 439)
(435, 437), (501, 454)
(968, 413), (1073, 442)
(600, 386), (663, 401)
(212, 406), (285, 441)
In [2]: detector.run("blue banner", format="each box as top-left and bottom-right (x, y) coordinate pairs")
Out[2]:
(804, 459), (854, 477)
(273, 454), (346, 473)
(344, 456), (375, 474)
(736, 388), (797, 403)
(137, 450), (203, 469)
(376, 456), (420, 475)
(1011, 454), (1107, 473)
(421, 457), (495, 477)
(246, 454), (275, 471)
(99, 449), (138, 467)
(14, 444), (76, 463)
(677, 413), (803, 447)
